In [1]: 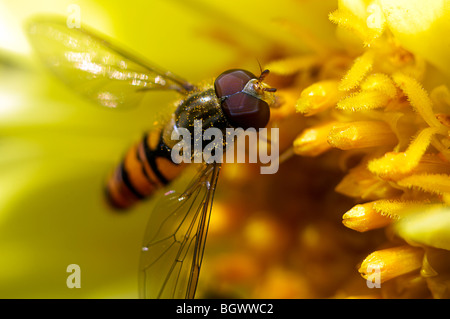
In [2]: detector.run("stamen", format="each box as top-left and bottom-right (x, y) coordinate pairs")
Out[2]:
(339, 50), (375, 91)
(327, 120), (397, 150)
(337, 90), (390, 111)
(342, 201), (396, 232)
(371, 199), (424, 219)
(293, 122), (337, 157)
(397, 173), (450, 196)
(335, 163), (402, 200)
(361, 73), (397, 99)
(296, 80), (342, 116)
(368, 127), (440, 177)
(359, 246), (424, 283)
(392, 72), (446, 131)
(383, 153), (450, 181)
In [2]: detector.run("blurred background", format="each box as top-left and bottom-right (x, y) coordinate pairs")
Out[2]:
(0, 0), (386, 298)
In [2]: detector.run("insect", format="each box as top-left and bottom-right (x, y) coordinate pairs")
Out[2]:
(27, 16), (277, 298)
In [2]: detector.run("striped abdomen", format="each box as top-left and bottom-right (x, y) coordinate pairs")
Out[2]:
(106, 87), (228, 209)
(106, 128), (186, 209)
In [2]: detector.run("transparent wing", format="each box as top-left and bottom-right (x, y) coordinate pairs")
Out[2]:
(139, 163), (221, 299)
(26, 16), (195, 109)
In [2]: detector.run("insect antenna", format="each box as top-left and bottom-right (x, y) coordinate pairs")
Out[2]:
(253, 61), (276, 92)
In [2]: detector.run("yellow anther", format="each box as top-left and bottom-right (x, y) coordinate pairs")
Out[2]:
(296, 80), (342, 116)
(327, 120), (397, 150)
(359, 246), (424, 283)
(337, 90), (390, 111)
(342, 201), (395, 232)
(361, 73), (397, 99)
(293, 121), (337, 157)
(335, 163), (402, 200)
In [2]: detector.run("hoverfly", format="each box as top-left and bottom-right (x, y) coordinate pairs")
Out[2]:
(27, 16), (277, 298)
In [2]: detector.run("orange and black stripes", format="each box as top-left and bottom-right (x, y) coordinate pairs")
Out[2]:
(106, 88), (230, 210)
(106, 129), (186, 209)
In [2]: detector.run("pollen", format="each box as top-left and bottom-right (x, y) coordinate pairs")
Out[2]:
(342, 199), (432, 232)
(335, 162), (402, 200)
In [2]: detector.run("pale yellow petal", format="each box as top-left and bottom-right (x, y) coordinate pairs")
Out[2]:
(379, 0), (450, 76)
(395, 206), (450, 250)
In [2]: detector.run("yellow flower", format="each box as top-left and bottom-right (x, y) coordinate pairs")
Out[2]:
(2, 0), (450, 299)
(268, 0), (450, 298)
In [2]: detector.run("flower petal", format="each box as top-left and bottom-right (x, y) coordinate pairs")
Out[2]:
(379, 0), (450, 76)
(395, 206), (450, 250)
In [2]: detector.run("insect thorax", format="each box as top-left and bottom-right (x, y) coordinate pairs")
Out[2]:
(162, 88), (230, 150)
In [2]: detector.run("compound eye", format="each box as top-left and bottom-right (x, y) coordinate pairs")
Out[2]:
(221, 92), (270, 129)
(214, 69), (256, 99)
